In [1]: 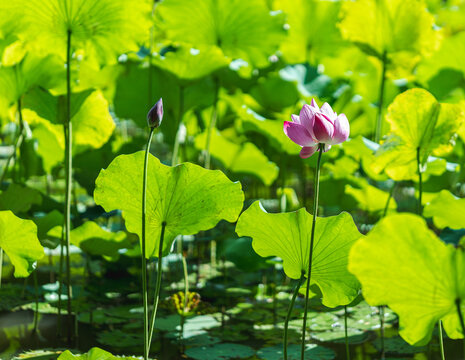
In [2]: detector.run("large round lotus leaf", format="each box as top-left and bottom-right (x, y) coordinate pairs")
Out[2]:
(0, 210), (44, 277)
(257, 344), (335, 360)
(23, 88), (115, 164)
(94, 152), (244, 258)
(152, 45), (229, 81)
(424, 190), (465, 230)
(349, 214), (465, 345)
(155, 0), (286, 68)
(273, 0), (345, 64)
(185, 343), (255, 360)
(338, 0), (440, 75)
(371, 88), (465, 181)
(16, 0), (151, 64)
(236, 202), (361, 307)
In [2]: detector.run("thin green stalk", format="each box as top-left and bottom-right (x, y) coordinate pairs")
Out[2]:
(171, 85), (184, 166)
(456, 299), (465, 358)
(382, 183), (395, 218)
(33, 269), (39, 333)
(301, 143), (324, 360)
(375, 51), (387, 143)
(438, 320), (445, 360)
(57, 228), (65, 336)
(416, 147), (423, 216)
(142, 127), (155, 360)
(344, 305), (350, 360)
(147, 221), (167, 351)
(0, 248), (3, 288)
(0, 100), (25, 184)
(180, 247), (189, 340)
(284, 274), (305, 360)
(64, 29), (73, 343)
(204, 77), (219, 170)
(379, 306), (385, 360)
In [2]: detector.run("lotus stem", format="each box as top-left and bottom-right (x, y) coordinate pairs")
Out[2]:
(345, 305), (350, 360)
(0, 247), (3, 288)
(171, 85), (184, 166)
(284, 274), (305, 360)
(301, 143), (324, 360)
(32, 268), (39, 333)
(375, 50), (387, 143)
(142, 127), (155, 360)
(438, 320), (445, 360)
(180, 244), (189, 341)
(64, 28), (73, 344)
(379, 306), (385, 359)
(148, 221), (167, 352)
(416, 147), (423, 216)
(456, 298), (465, 358)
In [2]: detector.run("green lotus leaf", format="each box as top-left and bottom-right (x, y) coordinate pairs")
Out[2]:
(274, 0), (345, 64)
(194, 129), (279, 186)
(0, 210), (44, 277)
(70, 221), (130, 259)
(0, 183), (42, 214)
(345, 180), (397, 214)
(372, 88), (464, 181)
(152, 45), (229, 81)
(58, 347), (140, 360)
(94, 152), (244, 258)
(236, 202), (361, 307)
(349, 213), (465, 345)
(16, 0), (151, 64)
(23, 88), (115, 161)
(0, 53), (63, 107)
(338, 0), (440, 74)
(155, 0), (286, 68)
(424, 190), (465, 230)
(34, 210), (64, 241)
(185, 343), (255, 360)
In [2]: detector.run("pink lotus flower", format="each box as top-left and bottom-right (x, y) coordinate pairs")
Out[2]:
(284, 99), (350, 158)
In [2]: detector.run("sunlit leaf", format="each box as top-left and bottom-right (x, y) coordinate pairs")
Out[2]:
(194, 129), (279, 186)
(424, 190), (465, 230)
(338, 0), (440, 75)
(236, 202), (361, 307)
(58, 347), (140, 360)
(0, 210), (44, 277)
(156, 0), (286, 68)
(274, 0), (345, 64)
(372, 88), (464, 181)
(345, 180), (396, 214)
(94, 152), (244, 258)
(17, 0), (151, 64)
(349, 214), (465, 345)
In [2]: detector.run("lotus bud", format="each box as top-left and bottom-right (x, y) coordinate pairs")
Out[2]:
(147, 98), (163, 129)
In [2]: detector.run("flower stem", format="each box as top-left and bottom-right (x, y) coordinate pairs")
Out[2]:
(375, 50), (387, 144)
(301, 143), (324, 360)
(147, 221), (167, 351)
(171, 85), (184, 166)
(438, 320), (445, 360)
(416, 147), (423, 216)
(378, 306), (385, 359)
(456, 298), (465, 358)
(64, 29), (73, 344)
(345, 305), (350, 360)
(142, 127), (155, 360)
(0, 248), (3, 288)
(180, 246), (189, 341)
(283, 274), (305, 360)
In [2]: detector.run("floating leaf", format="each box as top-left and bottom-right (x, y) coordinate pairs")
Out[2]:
(0, 210), (44, 277)
(94, 152), (244, 258)
(156, 0), (286, 68)
(349, 214), (465, 345)
(257, 344), (335, 360)
(185, 343), (255, 360)
(372, 88), (465, 181)
(424, 190), (465, 230)
(58, 347), (140, 360)
(236, 202), (361, 307)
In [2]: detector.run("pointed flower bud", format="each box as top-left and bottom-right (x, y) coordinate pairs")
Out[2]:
(283, 99), (350, 159)
(147, 98), (163, 129)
